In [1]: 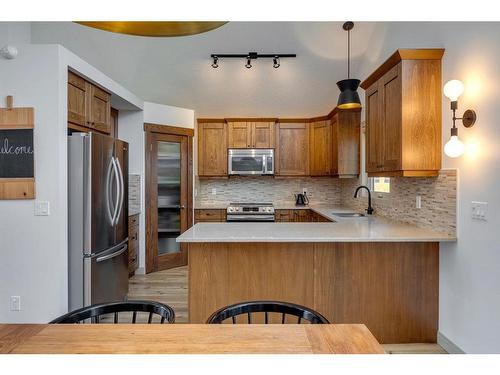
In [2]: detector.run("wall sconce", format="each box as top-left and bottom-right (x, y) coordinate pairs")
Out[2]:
(443, 80), (477, 158)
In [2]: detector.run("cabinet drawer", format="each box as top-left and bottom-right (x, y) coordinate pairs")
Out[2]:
(195, 209), (225, 222)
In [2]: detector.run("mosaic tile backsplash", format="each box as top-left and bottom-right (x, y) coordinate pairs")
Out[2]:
(196, 176), (342, 207)
(196, 169), (457, 236)
(129, 174), (141, 214)
(341, 169), (457, 236)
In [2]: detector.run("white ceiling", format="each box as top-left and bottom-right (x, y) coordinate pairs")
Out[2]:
(31, 21), (381, 117)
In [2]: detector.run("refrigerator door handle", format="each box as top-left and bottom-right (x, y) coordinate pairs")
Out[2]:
(114, 156), (125, 226)
(96, 243), (128, 263)
(105, 158), (115, 225)
(111, 157), (121, 226)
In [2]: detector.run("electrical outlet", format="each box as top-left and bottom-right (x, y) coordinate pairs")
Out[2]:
(416, 195), (422, 209)
(302, 188), (308, 195)
(471, 201), (488, 221)
(211, 188), (216, 195)
(34, 201), (50, 216)
(10, 296), (21, 311)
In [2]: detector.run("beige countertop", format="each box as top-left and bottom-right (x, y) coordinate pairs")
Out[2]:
(178, 205), (456, 243)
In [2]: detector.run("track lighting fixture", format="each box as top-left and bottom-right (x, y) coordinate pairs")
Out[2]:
(211, 56), (218, 68)
(245, 56), (252, 69)
(210, 52), (295, 69)
(273, 56), (280, 69)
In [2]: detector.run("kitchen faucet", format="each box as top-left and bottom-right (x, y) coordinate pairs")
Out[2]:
(354, 185), (374, 215)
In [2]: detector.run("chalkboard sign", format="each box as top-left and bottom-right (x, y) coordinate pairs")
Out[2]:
(0, 129), (34, 178)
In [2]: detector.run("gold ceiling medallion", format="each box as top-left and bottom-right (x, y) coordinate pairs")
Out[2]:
(75, 21), (228, 37)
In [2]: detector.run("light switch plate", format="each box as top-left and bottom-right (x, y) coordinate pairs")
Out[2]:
(471, 201), (488, 221)
(35, 201), (50, 216)
(10, 296), (21, 311)
(211, 188), (216, 195)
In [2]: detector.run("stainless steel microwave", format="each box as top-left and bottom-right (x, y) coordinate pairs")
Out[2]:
(228, 149), (274, 175)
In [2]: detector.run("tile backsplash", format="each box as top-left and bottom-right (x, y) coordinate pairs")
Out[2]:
(196, 176), (341, 207)
(341, 169), (457, 236)
(196, 169), (457, 236)
(129, 174), (141, 214)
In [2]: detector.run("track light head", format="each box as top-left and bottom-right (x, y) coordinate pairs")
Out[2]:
(273, 56), (280, 68)
(245, 56), (252, 69)
(211, 56), (218, 68)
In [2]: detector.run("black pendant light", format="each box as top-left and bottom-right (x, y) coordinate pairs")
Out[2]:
(337, 21), (361, 109)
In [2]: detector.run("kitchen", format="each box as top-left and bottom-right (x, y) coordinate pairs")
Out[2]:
(1, 12), (500, 366)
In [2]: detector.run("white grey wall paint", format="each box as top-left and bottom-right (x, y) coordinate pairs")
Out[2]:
(354, 22), (500, 353)
(0, 45), (67, 323)
(144, 102), (194, 128)
(29, 22), (376, 118)
(0, 22), (31, 45)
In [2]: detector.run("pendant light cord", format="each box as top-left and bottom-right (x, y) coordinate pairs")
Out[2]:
(347, 28), (350, 79)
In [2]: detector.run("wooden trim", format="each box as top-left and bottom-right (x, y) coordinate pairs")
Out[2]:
(197, 118), (225, 123)
(360, 48), (445, 89)
(367, 170), (439, 177)
(224, 118), (278, 123)
(144, 123), (194, 137)
(110, 107), (119, 139)
(67, 123), (108, 135)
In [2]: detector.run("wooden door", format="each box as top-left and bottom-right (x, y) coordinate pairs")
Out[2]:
(88, 85), (111, 134)
(380, 63), (402, 172)
(228, 121), (251, 148)
(68, 71), (89, 127)
(198, 122), (227, 176)
(146, 132), (189, 272)
(252, 121), (274, 148)
(309, 120), (332, 176)
(365, 81), (383, 173)
(276, 122), (309, 176)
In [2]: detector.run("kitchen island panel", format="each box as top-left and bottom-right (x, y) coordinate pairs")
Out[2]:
(314, 242), (439, 344)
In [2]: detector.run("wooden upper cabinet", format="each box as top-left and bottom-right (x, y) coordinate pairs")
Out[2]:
(67, 70), (111, 134)
(334, 110), (361, 177)
(228, 122), (251, 148)
(309, 120), (332, 176)
(198, 122), (228, 177)
(361, 49), (444, 177)
(227, 121), (275, 148)
(252, 121), (275, 148)
(276, 122), (309, 176)
(68, 72), (89, 127)
(88, 85), (111, 134)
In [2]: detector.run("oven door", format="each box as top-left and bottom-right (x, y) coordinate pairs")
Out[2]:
(228, 149), (273, 175)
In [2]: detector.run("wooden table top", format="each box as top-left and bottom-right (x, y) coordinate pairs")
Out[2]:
(0, 324), (384, 354)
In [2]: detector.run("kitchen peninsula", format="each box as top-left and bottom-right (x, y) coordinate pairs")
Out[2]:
(177, 208), (454, 344)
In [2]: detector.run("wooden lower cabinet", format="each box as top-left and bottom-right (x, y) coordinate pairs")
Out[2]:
(194, 209), (226, 223)
(188, 241), (439, 343)
(128, 214), (139, 277)
(275, 209), (331, 222)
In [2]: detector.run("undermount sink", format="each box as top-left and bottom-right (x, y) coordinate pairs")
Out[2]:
(331, 212), (365, 218)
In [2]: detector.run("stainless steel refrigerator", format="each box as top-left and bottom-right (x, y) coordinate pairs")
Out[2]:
(68, 132), (129, 311)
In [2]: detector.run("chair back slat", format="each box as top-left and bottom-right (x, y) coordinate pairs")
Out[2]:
(207, 301), (329, 324)
(50, 301), (175, 324)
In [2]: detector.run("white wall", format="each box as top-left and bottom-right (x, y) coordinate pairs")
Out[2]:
(0, 44), (67, 323)
(0, 22), (31, 45)
(143, 102), (194, 128)
(355, 22), (500, 353)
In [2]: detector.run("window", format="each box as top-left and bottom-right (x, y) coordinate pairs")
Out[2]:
(371, 177), (390, 193)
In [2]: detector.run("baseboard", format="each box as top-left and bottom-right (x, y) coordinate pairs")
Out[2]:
(135, 267), (145, 275)
(437, 331), (465, 354)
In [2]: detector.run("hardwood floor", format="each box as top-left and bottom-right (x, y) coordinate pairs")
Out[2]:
(127, 265), (447, 354)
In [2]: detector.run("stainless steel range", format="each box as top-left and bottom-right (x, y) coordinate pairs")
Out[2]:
(226, 202), (275, 222)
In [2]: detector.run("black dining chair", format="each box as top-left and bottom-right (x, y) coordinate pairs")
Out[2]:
(207, 300), (329, 324)
(50, 300), (175, 324)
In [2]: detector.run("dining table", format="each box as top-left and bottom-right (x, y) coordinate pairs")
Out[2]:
(0, 323), (384, 354)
